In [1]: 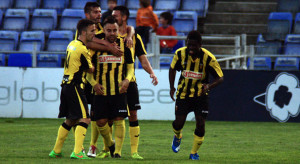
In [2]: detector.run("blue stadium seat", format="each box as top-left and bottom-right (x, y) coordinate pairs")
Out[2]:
(160, 56), (172, 69)
(274, 57), (299, 70)
(293, 13), (300, 34)
(37, 54), (61, 67)
(47, 31), (73, 52)
(154, 0), (180, 11)
(99, 0), (125, 10)
(173, 11), (198, 34)
(0, 0), (13, 12)
(172, 32), (185, 53)
(0, 53), (5, 66)
(60, 9), (85, 31)
(8, 53), (32, 67)
(284, 34), (300, 55)
(126, 0), (153, 10)
(3, 9), (30, 31)
(266, 12), (293, 41)
(31, 9), (57, 34)
(0, 9), (3, 26)
(19, 31), (45, 51)
(247, 57), (272, 70)
(256, 34), (282, 54)
(15, 0), (41, 14)
(277, 0), (300, 16)
(0, 31), (19, 51)
(182, 0), (208, 17)
(128, 10), (137, 28)
(43, 0), (69, 14)
(70, 0), (96, 9)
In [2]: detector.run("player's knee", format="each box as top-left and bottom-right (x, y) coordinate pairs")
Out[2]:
(79, 118), (91, 124)
(65, 119), (76, 127)
(108, 120), (113, 127)
(129, 110), (138, 122)
(96, 119), (107, 127)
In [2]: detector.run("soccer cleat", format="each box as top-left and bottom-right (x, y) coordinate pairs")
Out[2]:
(87, 145), (97, 158)
(96, 150), (110, 159)
(131, 152), (144, 160)
(108, 143), (115, 158)
(172, 135), (182, 153)
(70, 151), (90, 159)
(114, 153), (121, 158)
(189, 153), (200, 160)
(49, 150), (63, 158)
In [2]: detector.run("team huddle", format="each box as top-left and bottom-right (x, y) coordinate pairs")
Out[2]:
(49, 1), (223, 161)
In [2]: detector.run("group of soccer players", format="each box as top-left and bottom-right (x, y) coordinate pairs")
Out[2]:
(48, 1), (224, 161)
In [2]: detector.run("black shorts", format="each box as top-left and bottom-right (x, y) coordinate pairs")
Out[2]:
(175, 95), (209, 119)
(84, 82), (94, 105)
(127, 82), (141, 111)
(58, 84), (90, 120)
(93, 94), (129, 120)
(90, 101), (96, 121)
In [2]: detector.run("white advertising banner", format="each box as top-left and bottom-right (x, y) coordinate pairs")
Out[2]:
(22, 68), (63, 118)
(0, 67), (23, 117)
(0, 68), (195, 121)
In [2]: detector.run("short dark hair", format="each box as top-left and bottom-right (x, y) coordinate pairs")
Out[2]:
(139, 0), (151, 8)
(113, 6), (130, 20)
(77, 19), (95, 35)
(103, 16), (118, 27)
(187, 30), (202, 45)
(108, 0), (117, 3)
(160, 12), (173, 25)
(84, 2), (100, 14)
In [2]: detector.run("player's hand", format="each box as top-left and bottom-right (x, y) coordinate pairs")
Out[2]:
(201, 83), (210, 96)
(110, 43), (123, 57)
(150, 74), (158, 86)
(124, 36), (133, 48)
(119, 79), (130, 93)
(87, 66), (95, 73)
(94, 83), (104, 95)
(170, 87), (176, 101)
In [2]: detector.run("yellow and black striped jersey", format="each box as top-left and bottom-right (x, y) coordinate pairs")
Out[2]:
(89, 34), (134, 96)
(62, 40), (93, 85)
(171, 47), (223, 99)
(75, 22), (103, 40)
(119, 33), (147, 82)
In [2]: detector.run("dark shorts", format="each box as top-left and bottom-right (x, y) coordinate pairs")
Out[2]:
(175, 95), (209, 119)
(84, 82), (94, 105)
(93, 94), (129, 120)
(58, 84), (90, 120)
(127, 82), (141, 111)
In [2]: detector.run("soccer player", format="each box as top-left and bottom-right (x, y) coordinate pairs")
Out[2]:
(101, 0), (117, 23)
(48, 19), (95, 159)
(86, 16), (135, 158)
(169, 30), (224, 160)
(112, 6), (158, 160)
(79, 2), (134, 158)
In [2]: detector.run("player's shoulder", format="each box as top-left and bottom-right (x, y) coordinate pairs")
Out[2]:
(175, 46), (187, 55)
(201, 48), (216, 59)
(68, 40), (88, 53)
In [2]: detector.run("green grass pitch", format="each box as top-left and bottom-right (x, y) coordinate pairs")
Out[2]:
(0, 118), (299, 163)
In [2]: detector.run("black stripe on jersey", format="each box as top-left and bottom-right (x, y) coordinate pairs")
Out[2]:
(106, 63), (112, 95)
(72, 54), (89, 84)
(185, 61), (195, 99)
(173, 50), (182, 71)
(99, 52), (104, 85)
(92, 52), (98, 79)
(203, 56), (212, 84)
(183, 49), (189, 70)
(114, 63), (120, 95)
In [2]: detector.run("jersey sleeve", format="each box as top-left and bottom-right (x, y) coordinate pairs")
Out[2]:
(135, 34), (147, 57)
(208, 54), (223, 78)
(124, 46), (134, 64)
(170, 50), (182, 71)
(80, 49), (93, 69)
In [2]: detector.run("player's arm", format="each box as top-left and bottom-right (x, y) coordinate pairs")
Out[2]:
(202, 56), (224, 95)
(169, 50), (181, 101)
(81, 50), (94, 73)
(86, 73), (104, 95)
(138, 55), (158, 86)
(124, 26), (135, 48)
(87, 37), (123, 57)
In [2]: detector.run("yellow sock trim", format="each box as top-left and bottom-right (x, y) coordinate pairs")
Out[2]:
(191, 135), (204, 154)
(90, 121), (99, 147)
(53, 125), (69, 154)
(98, 123), (114, 148)
(129, 126), (140, 154)
(74, 125), (87, 154)
(114, 120), (125, 155)
(173, 128), (182, 139)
